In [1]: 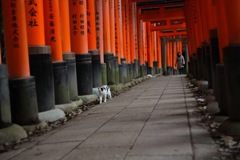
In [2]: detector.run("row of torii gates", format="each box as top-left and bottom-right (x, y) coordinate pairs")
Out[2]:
(1, 0), (240, 134)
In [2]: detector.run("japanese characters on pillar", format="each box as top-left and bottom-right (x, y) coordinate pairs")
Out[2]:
(25, 0), (45, 45)
(133, 3), (138, 60)
(125, 0), (130, 63)
(2, 0), (30, 78)
(129, 1), (135, 63)
(87, 0), (97, 50)
(143, 22), (147, 63)
(103, 0), (111, 53)
(59, 0), (71, 52)
(109, 0), (116, 55)
(157, 31), (162, 69)
(69, 0), (88, 54)
(146, 21), (153, 67)
(115, 0), (124, 64)
(95, 0), (104, 63)
(43, 0), (63, 61)
(121, 0), (126, 60)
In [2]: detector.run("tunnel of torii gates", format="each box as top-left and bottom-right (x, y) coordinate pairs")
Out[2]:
(0, 0), (240, 133)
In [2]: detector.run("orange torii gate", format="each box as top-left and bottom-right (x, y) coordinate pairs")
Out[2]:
(136, 1), (186, 75)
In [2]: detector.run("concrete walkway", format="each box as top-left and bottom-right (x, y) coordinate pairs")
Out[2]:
(0, 75), (220, 160)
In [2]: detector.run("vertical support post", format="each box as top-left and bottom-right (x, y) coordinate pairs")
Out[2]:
(69, 0), (93, 95)
(115, 0), (125, 83)
(59, 0), (78, 101)
(96, 0), (106, 85)
(3, 0), (39, 125)
(109, 0), (119, 83)
(222, 0), (240, 121)
(87, 0), (102, 88)
(44, 0), (70, 104)
(157, 32), (162, 74)
(103, 0), (115, 84)
(146, 21), (153, 75)
(26, 0), (55, 111)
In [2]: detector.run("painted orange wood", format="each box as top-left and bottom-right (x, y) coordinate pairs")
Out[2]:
(59, 0), (71, 52)
(43, 0), (63, 61)
(2, 0), (30, 78)
(103, 0), (111, 53)
(96, 0), (104, 63)
(25, 0), (45, 45)
(87, 0), (97, 50)
(69, 0), (88, 54)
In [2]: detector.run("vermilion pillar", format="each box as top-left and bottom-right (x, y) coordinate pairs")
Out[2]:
(96, 0), (106, 85)
(2, 0), (39, 125)
(87, 0), (102, 87)
(221, 0), (240, 121)
(59, 0), (78, 100)
(103, 0), (115, 84)
(109, 0), (119, 83)
(146, 22), (153, 75)
(26, 0), (55, 111)
(215, 0), (227, 64)
(43, 0), (63, 62)
(95, 0), (104, 64)
(44, 0), (70, 104)
(173, 39), (177, 70)
(157, 32), (162, 71)
(125, 0), (131, 64)
(169, 38), (173, 68)
(103, 0), (111, 53)
(115, 0), (124, 64)
(109, 0), (116, 55)
(69, 0), (93, 95)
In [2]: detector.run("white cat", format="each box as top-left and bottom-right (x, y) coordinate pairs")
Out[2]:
(98, 85), (112, 104)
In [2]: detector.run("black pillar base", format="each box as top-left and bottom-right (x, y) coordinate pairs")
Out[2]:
(101, 63), (107, 85)
(119, 64), (124, 83)
(167, 66), (173, 75)
(210, 29), (220, 96)
(120, 58), (127, 83)
(223, 45), (240, 120)
(9, 76), (39, 125)
(192, 54), (198, 79)
(89, 50), (102, 87)
(76, 54), (93, 95)
(134, 59), (140, 78)
(197, 47), (203, 80)
(140, 65), (145, 77)
(29, 46), (55, 112)
(126, 64), (130, 82)
(53, 61), (70, 104)
(153, 61), (158, 75)
(114, 56), (119, 84)
(104, 53), (115, 85)
(63, 52), (78, 101)
(129, 63), (134, 81)
(0, 65), (11, 128)
(215, 64), (228, 116)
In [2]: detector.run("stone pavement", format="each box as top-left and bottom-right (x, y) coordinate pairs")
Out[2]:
(0, 75), (220, 160)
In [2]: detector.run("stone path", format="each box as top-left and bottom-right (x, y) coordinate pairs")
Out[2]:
(0, 75), (220, 160)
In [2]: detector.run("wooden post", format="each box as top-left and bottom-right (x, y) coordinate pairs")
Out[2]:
(43, 0), (63, 62)
(2, 0), (39, 125)
(69, 0), (93, 95)
(215, 0), (228, 64)
(87, 0), (102, 87)
(44, 0), (70, 103)
(26, 0), (55, 111)
(109, 0), (116, 55)
(103, 0), (115, 84)
(59, 0), (78, 100)
(96, 0), (104, 64)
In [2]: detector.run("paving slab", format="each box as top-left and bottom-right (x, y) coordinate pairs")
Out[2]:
(0, 75), (221, 160)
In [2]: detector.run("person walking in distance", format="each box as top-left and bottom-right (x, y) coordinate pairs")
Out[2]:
(176, 52), (185, 74)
